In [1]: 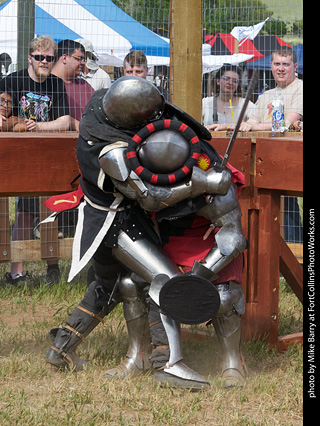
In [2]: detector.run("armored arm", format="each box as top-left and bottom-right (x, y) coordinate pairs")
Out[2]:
(99, 145), (232, 212)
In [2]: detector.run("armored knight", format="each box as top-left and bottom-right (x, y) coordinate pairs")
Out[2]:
(45, 76), (247, 388)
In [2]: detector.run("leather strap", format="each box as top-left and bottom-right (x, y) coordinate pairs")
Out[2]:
(50, 345), (73, 365)
(76, 305), (104, 324)
(149, 320), (160, 328)
(64, 325), (86, 342)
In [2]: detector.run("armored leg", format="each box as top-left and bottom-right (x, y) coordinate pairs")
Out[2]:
(194, 183), (247, 282)
(211, 281), (247, 387)
(112, 229), (181, 283)
(149, 300), (210, 390)
(112, 230), (210, 388)
(105, 274), (152, 378)
(45, 257), (123, 370)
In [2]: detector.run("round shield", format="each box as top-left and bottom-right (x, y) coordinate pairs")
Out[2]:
(138, 130), (190, 174)
(127, 119), (201, 185)
(159, 275), (220, 325)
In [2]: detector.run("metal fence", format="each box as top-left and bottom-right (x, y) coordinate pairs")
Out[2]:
(0, 0), (303, 272)
(0, 1), (303, 89)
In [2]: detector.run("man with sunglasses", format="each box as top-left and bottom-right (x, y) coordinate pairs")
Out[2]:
(51, 40), (94, 131)
(0, 35), (70, 131)
(1, 35), (71, 287)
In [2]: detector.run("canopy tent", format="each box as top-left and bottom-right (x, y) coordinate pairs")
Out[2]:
(144, 40), (253, 73)
(0, 0), (170, 68)
(251, 35), (292, 58)
(293, 44), (303, 74)
(205, 33), (292, 64)
(246, 43), (303, 74)
(205, 33), (264, 62)
(202, 53), (254, 74)
(0, 0), (254, 74)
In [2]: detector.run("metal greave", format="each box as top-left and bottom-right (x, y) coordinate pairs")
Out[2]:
(212, 312), (243, 373)
(160, 313), (183, 366)
(119, 275), (151, 371)
(211, 282), (246, 384)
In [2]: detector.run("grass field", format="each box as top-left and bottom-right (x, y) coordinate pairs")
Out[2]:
(0, 260), (303, 425)
(260, 0), (303, 22)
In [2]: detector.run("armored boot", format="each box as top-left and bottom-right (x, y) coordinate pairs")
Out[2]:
(105, 274), (152, 378)
(149, 300), (210, 390)
(45, 276), (121, 371)
(212, 281), (247, 387)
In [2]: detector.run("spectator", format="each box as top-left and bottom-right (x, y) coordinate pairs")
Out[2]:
(0, 91), (20, 131)
(0, 36), (70, 132)
(240, 47), (303, 244)
(51, 39), (94, 131)
(75, 38), (112, 91)
(1, 35), (71, 286)
(154, 71), (163, 87)
(240, 47), (303, 132)
(123, 50), (169, 100)
(202, 64), (255, 130)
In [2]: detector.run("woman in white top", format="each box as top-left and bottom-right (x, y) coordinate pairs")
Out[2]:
(202, 64), (255, 131)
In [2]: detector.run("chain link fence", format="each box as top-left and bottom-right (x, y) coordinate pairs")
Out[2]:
(0, 0), (303, 272)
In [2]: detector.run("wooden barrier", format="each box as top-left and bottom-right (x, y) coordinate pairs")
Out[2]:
(0, 133), (79, 263)
(0, 132), (79, 196)
(209, 133), (303, 350)
(0, 132), (303, 351)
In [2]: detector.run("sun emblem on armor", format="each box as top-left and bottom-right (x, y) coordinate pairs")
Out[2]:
(196, 154), (210, 171)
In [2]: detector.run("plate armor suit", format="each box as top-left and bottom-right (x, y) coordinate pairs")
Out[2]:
(45, 76), (247, 388)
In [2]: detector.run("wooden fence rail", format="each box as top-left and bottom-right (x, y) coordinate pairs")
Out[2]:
(210, 134), (303, 351)
(0, 132), (303, 351)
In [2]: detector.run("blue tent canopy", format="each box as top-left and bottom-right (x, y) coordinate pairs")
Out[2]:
(246, 44), (303, 74)
(0, 0), (170, 66)
(35, 5), (81, 42)
(73, 0), (169, 56)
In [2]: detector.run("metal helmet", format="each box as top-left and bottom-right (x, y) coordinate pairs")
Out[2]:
(137, 129), (190, 174)
(102, 76), (165, 128)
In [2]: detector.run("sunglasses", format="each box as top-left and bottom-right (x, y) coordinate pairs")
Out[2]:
(30, 54), (55, 63)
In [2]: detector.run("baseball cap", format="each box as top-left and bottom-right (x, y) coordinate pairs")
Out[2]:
(75, 38), (99, 70)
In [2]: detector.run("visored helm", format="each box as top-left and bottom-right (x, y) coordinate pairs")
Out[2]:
(102, 76), (165, 128)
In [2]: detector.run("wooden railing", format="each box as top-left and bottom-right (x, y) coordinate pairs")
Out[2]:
(209, 132), (303, 351)
(0, 132), (303, 351)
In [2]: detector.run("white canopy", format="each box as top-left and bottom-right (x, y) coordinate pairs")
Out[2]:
(0, 0), (253, 73)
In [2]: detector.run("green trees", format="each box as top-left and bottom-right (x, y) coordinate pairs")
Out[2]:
(112, 0), (302, 39)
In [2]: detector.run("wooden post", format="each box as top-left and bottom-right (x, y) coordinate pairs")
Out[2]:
(39, 196), (59, 260)
(0, 197), (11, 262)
(170, 0), (202, 122)
(234, 38), (239, 54)
(243, 189), (281, 344)
(17, 0), (35, 70)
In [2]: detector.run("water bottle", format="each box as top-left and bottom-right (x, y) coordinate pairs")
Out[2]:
(272, 88), (285, 132)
